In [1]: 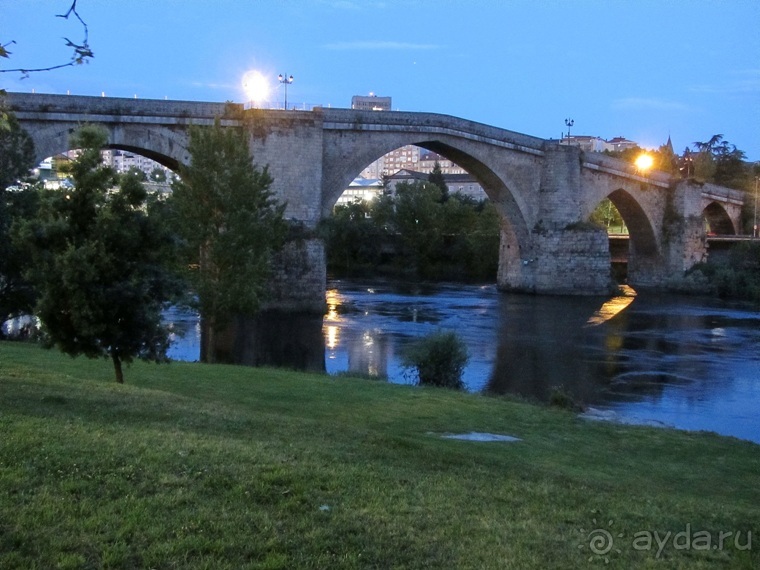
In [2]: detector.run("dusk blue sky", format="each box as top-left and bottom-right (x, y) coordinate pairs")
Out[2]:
(4, 0), (759, 160)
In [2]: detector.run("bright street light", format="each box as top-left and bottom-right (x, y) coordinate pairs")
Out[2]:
(242, 71), (269, 105)
(635, 153), (654, 172)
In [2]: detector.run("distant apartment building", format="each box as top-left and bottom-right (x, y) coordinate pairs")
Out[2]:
(359, 146), (468, 179)
(418, 149), (466, 175)
(352, 92), (468, 179)
(102, 150), (175, 181)
(558, 135), (608, 153)
(605, 136), (639, 152)
(334, 169), (487, 209)
(385, 169), (486, 201)
(335, 178), (384, 207)
(351, 93), (392, 111)
(560, 135), (639, 153)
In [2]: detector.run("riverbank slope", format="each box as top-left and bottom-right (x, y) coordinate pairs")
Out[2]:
(1, 341), (758, 569)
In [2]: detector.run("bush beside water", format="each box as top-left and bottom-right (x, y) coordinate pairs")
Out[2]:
(688, 242), (760, 302)
(402, 331), (468, 390)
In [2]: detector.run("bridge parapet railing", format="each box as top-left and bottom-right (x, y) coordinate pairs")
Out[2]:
(5, 92), (234, 119)
(699, 182), (746, 206)
(320, 107), (548, 154)
(581, 151), (673, 187)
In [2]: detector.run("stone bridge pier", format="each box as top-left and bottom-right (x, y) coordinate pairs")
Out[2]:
(507, 144), (614, 295)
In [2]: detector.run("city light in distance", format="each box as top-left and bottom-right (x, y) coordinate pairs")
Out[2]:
(242, 71), (269, 104)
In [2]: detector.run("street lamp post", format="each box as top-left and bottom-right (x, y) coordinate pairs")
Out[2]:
(564, 118), (574, 141)
(754, 176), (758, 238)
(278, 73), (294, 110)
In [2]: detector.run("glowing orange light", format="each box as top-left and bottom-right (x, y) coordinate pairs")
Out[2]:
(635, 153), (654, 171)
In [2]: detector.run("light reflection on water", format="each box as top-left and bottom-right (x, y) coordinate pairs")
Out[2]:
(163, 280), (760, 444)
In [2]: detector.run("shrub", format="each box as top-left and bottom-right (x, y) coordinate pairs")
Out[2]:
(402, 331), (468, 390)
(688, 242), (760, 303)
(548, 384), (585, 412)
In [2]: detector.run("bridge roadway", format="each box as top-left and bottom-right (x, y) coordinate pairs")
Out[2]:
(6, 92), (747, 304)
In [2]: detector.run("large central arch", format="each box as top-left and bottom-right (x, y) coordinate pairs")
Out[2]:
(320, 124), (544, 291)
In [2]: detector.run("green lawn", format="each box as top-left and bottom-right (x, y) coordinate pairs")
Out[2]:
(1, 341), (758, 569)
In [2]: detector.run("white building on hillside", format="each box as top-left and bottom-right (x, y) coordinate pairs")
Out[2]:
(334, 178), (384, 207)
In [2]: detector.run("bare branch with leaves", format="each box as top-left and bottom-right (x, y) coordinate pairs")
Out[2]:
(0, 1), (93, 77)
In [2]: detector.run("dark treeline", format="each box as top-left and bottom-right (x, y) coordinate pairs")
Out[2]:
(319, 181), (500, 281)
(689, 242), (760, 303)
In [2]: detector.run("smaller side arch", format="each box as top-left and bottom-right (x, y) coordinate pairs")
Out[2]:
(703, 202), (736, 235)
(23, 120), (190, 171)
(606, 188), (658, 256)
(602, 188), (662, 287)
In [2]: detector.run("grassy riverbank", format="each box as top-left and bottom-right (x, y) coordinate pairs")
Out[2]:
(1, 341), (758, 569)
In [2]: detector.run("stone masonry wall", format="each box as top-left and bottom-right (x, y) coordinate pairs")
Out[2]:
(245, 110), (325, 226)
(532, 228), (613, 295)
(263, 238), (326, 313)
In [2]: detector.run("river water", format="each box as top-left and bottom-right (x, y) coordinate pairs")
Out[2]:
(165, 279), (760, 444)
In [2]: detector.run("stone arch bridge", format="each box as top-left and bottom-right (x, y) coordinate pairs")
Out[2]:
(8, 92), (745, 312)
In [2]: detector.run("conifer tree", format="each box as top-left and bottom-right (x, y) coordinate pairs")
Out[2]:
(16, 126), (180, 382)
(427, 161), (449, 202)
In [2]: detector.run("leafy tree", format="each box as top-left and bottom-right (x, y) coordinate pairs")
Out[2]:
(713, 143), (747, 189)
(369, 192), (396, 229)
(691, 135), (749, 189)
(394, 181), (444, 277)
(0, 187), (39, 333)
(323, 183), (500, 281)
(0, 108), (37, 330)
(653, 142), (679, 175)
(604, 136), (751, 190)
(689, 242), (760, 302)
(589, 198), (627, 233)
(149, 167), (167, 183)
(170, 120), (286, 363)
(427, 161), (449, 202)
(0, 107), (34, 190)
(465, 199), (500, 280)
(318, 200), (384, 274)
(125, 165), (147, 181)
(14, 126), (180, 382)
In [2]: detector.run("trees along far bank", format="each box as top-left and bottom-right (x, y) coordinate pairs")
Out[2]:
(320, 180), (501, 281)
